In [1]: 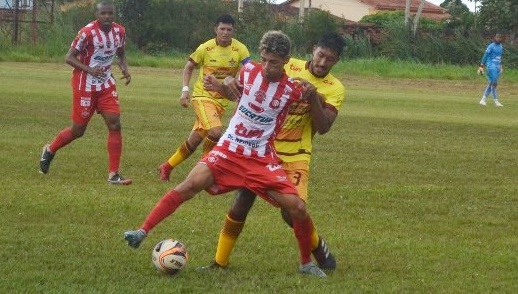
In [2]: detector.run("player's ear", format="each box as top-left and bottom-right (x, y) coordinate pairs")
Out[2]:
(283, 55), (290, 65)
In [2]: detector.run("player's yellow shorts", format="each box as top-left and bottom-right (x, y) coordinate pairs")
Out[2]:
(282, 160), (310, 202)
(191, 98), (225, 132)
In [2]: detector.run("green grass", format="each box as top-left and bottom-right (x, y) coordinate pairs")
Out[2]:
(0, 62), (517, 293)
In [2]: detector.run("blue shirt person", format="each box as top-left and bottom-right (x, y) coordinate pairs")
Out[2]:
(478, 34), (504, 107)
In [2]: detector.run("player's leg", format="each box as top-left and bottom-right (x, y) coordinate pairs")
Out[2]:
(201, 101), (225, 155)
(487, 69), (503, 106)
(267, 190), (326, 278)
(199, 189), (257, 269)
(480, 83), (491, 106)
(97, 87), (131, 184)
(281, 162), (336, 270)
(124, 163), (214, 248)
(159, 130), (203, 180)
(159, 99), (223, 181)
(40, 89), (92, 174)
(101, 111), (131, 184)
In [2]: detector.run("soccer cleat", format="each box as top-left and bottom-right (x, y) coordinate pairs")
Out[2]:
(39, 144), (55, 174)
(158, 162), (173, 181)
(479, 97), (487, 106)
(299, 262), (327, 278)
(494, 100), (503, 107)
(196, 261), (228, 272)
(108, 173), (132, 185)
(123, 229), (147, 249)
(312, 237), (336, 270)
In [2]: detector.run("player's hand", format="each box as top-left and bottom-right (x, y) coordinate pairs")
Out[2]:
(88, 66), (106, 78)
(203, 74), (221, 92)
(121, 70), (131, 85)
(477, 65), (484, 75)
(222, 76), (242, 101)
(500, 65), (504, 74)
(292, 77), (317, 102)
(179, 91), (190, 108)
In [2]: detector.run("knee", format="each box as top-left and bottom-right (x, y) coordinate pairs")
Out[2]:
(207, 128), (223, 139)
(287, 199), (307, 222)
(71, 125), (86, 138)
(107, 121), (121, 132)
(280, 208), (293, 228)
(229, 190), (256, 221)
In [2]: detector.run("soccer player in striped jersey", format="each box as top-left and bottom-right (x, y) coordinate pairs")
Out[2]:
(39, 1), (132, 185)
(478, 33), (504, 107)
(124, 31), (327, 278)
(201, 33), (346, 271)
(158, 14), (250, 181)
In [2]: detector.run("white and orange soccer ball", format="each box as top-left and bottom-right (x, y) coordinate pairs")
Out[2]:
(151, 239), (188, 274)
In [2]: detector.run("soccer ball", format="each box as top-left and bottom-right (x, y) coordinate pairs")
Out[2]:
(151, 239), (188, 274)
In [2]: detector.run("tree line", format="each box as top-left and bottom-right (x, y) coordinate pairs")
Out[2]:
(6, 0), (517, 66)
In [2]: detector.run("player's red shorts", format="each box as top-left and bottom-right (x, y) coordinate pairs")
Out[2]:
(72, 85), (120, 124)
(200, 146), (298, 207)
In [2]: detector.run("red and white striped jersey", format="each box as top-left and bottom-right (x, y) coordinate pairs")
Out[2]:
(70, 20), (126, 91)
(217, 62), (303, 157)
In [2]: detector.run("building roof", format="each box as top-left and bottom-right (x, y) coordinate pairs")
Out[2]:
(279, 0), (450, 22)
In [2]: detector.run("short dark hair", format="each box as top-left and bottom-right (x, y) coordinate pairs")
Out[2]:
(259, 30), (291, 58)
(215, 14), (235, 26)
(96, 1), (114, 11)
(316, 32), (346, 57)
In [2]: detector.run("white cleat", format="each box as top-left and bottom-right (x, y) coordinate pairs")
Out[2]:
(479, 98), (487, 106)
(494, 100), (503, 107)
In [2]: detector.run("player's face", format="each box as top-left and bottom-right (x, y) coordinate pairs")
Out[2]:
(309, 46), (339, 78)
(215, 23), (234, 46)
(260, 50), (289, 81)
(494, 35), (502, 44)
(96, 5), (114, 31)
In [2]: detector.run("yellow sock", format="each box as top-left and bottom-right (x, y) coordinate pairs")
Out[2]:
(202, 135), (218, 156)
(214, 214), (245, 266)
(167, 141), (193, 167)
(310, 223), (320, 251)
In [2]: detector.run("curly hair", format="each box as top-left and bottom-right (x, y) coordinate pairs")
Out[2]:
(259, 31), (291, 58)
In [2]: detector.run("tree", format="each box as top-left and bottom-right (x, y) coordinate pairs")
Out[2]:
(412, 0), (426, 36)
(477, 0), (518, 43)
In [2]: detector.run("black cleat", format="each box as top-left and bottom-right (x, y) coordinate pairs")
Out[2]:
(312, 237), (336, 270)
(39, 144), (55, 174)
(108, 173), (133, 185)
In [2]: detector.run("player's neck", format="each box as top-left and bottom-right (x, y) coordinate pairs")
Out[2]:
(216, 38), (231, 47)
(96, 21), (112, 33)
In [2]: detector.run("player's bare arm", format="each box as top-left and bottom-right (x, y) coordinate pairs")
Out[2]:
(179, 61), (196, 108)
(202, 74), (222, 93)
(65, 47), (105, 78)
(308, 91), (336, 135)
(116, 47), (131, 85)
(221, 76), (242, 101)
(203, 75), (241, 101)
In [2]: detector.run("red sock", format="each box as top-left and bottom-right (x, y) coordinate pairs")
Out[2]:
(107, 130), (122, 173)
(293, 216), (313, 264)
(141, 190), (184, 233)
(49, 127), (74, 153)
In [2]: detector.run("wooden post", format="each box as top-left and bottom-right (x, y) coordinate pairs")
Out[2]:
(299, 0), (305, 23)
(32, 0), (38, 44)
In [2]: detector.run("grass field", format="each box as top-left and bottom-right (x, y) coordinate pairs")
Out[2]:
(1, 62), (517, 293)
